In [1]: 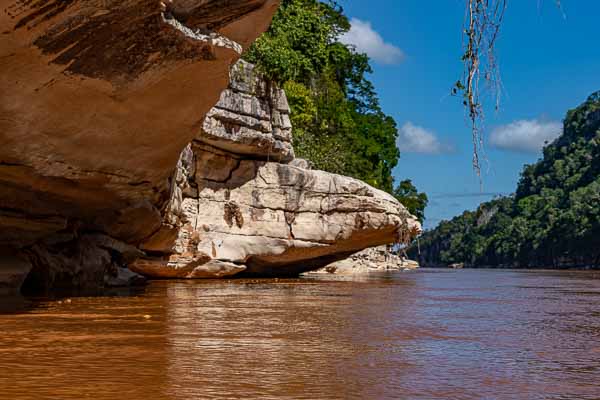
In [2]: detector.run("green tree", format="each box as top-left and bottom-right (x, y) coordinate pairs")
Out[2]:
(393, 180), (428, 223)
(411, 91), (600, 268)
(244, 0), (419, 200)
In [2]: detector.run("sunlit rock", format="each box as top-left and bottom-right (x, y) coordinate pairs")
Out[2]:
(132, 61), (421, 278)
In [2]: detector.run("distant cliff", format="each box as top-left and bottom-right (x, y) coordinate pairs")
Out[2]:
(411, 91), (600, 269)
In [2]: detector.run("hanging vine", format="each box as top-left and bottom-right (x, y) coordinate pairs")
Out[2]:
(455, 0), (565, 178)
(454, 0), (507, 178)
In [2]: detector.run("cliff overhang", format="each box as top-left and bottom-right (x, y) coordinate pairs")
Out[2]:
(0, 1), (421, 294)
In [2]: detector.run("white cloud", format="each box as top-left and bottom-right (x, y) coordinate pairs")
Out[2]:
(490, 119), (562, 153)
(339, 18), (404, 65)
(397, 122), (452, 154)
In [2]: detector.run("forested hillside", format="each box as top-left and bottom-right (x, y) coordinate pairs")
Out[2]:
(411, 91), (600, 268)
(243, 0), (427, 221)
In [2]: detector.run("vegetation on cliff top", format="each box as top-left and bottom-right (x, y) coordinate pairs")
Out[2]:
(411, 91), (600, 268)
(243, 0), (427, 222)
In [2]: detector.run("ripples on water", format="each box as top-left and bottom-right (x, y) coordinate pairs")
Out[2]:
(2, 269), (600, 399)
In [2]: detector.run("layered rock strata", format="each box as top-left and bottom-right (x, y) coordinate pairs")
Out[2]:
(130, 61), (421, 278)
(198, 61), (295, 162)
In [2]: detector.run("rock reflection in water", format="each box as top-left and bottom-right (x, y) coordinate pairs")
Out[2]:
(163, 276), (419, 399)
(2, 270), (600, 399)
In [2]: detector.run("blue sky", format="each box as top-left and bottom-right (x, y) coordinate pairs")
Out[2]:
(338, 0), (600, 229)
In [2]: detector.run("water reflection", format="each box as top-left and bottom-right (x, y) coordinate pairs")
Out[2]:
(163, 277), (419, 399)
(1, 270), (600, 399)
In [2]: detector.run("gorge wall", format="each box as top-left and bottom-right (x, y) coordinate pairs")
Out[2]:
(0, 1), (420, 294)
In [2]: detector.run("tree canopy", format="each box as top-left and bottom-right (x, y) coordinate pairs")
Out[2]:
(244, 0), (427, 220)
(393, 180), (429, 223)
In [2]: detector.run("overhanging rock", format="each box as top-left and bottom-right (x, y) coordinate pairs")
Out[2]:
(0, 0), (279, 293)
(0, 0), (279, 247)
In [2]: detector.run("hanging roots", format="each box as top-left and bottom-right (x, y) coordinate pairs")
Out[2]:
(454, 0), (507, 178)
(455, 0), (565, 178)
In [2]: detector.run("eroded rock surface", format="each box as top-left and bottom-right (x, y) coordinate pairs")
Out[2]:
(198, 61), (295, 162)
(21, 233), (144, 294)
(0, 1), (279, 292)
(0, 0), (279, 247)
(105, 267), (146, 288)
(131, 61), (421, 278)
(0, 0), (420, 290)
(131, 143), (420, 277)
(309, 246), (420, 275)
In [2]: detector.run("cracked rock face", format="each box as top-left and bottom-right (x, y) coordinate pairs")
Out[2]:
(197, 61), (294, 162)
(130, 61), (421, 278)
(131, 143), (420, 278)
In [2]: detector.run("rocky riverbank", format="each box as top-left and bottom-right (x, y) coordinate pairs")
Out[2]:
(0, 1), (420, 295)
(309, 246), (419, 275)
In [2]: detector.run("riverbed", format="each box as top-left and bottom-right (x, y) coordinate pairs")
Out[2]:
(2, 269), (600, 399)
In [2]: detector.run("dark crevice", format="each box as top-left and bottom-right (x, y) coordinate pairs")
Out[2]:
(193, 197), (400, 217)
(200, 158), (243, 184)
(285, 212), (296, 239)
(169, 1), (266, 32)
(0, 161), (28, 167)
(211, 102), (272, 124)
(127, 180), (152, 187)
(0, 206), (66, 222)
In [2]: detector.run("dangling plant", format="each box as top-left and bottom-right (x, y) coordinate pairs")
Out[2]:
(455, 0), (565, 178)
(454, 0), (507, 178)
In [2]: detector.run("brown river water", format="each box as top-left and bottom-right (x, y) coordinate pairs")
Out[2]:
(2, 269), (600, 399)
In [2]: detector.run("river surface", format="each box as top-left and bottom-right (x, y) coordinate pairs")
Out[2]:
(2, 269), (600, 399)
